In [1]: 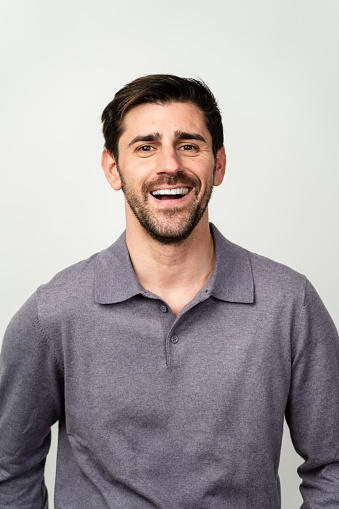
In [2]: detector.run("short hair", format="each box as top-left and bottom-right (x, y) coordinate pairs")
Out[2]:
(101, 74), (224, 160)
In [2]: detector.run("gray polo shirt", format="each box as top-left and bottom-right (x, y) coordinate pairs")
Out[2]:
(1, 224), (339, 509)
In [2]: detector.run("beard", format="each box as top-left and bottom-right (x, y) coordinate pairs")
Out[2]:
(117, 166), (215, 245)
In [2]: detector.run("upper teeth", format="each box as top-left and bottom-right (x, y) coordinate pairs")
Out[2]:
(152, 187), (189, 196)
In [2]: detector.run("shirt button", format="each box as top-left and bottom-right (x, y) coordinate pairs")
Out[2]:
(170, 335), (179, 344)
(159, 304), (167, 313)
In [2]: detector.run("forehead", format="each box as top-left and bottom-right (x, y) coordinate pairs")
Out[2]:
(121, 101), (209, 141)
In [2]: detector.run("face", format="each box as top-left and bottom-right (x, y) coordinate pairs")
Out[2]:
(102, 101), (225, 244)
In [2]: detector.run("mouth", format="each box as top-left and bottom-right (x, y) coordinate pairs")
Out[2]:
(151, 187), (191, 200)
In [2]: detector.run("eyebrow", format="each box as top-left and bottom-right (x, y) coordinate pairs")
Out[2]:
(127, 131), (206, 148)
(174, 131), (206, 143)
(128, 132), (161, 148)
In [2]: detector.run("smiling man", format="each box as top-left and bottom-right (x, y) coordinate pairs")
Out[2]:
(101, 98), (225, 316)
(102, 101), (223, 245)
(1, 75), (339, 509)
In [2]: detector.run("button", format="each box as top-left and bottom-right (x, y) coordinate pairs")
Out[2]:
(170, 335), (179, 344)
(159, 304), (167, 313)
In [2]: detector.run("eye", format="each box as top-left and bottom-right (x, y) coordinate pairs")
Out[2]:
(136, 145), (157, 157)
(178, 144), (199, 155)
(137, 145), (155, 152)
(179, 144), (196, 151)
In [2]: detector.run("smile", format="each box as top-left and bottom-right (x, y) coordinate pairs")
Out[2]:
(151, 187), (190, 200)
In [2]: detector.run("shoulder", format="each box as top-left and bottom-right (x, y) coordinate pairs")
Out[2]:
(212, 224), (307, 305)
(248, 250), (306, 297)
(3, 251), (102, 346)
(37, 230), (127, 302)
(37, 251), (99, 304)
(221, 238), (337, 338)
(34, 236), (127, 327)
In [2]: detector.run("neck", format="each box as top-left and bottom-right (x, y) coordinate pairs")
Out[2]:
(126, 213), (215, 316)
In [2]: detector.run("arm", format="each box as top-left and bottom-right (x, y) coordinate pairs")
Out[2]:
(0, 293), (63, 509)
(285, 279), (339, 508)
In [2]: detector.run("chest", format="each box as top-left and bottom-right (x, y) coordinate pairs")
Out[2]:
(61, 295), (292, 439)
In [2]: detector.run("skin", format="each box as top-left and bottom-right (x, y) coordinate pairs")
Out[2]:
(101, 101), (226, 316)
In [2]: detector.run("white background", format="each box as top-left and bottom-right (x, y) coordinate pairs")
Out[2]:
(1, 1), (338, 507)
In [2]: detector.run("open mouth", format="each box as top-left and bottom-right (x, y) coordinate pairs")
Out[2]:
(151, 187), (191, 200)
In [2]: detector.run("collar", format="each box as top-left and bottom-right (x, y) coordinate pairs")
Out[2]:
(94, 231), (143, 304)
(208, 224), (254, 303)
(94, 224), (254, 305)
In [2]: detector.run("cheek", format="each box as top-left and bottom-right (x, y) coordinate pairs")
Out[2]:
(121, 156), (154, 179)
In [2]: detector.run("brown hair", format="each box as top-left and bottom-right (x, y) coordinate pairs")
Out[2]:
(101, 74), (224, 160)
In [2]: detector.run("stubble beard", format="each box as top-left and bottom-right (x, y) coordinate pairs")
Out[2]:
(117, 165), (215, 245)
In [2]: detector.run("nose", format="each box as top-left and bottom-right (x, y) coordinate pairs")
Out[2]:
(156, 146), (181, 175)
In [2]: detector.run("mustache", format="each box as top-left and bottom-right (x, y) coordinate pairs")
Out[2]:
(142, 172), (200, 194)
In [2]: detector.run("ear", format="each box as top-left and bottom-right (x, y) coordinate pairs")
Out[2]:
(101, 149), (122, 191)
(213, 146), (226, 187)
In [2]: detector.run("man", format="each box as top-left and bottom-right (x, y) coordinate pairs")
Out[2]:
(0, 75), (338, 509)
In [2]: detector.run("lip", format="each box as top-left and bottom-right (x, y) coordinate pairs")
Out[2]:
(150, 185), (191, 193)
(149, 187), (194, 205)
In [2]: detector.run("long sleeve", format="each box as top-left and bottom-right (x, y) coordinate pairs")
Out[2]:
(0, 293), (63, 509)
(285, 279), (339, 508)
